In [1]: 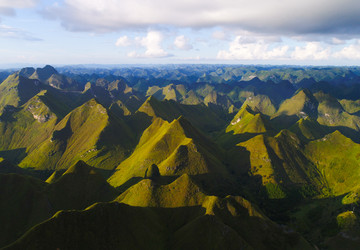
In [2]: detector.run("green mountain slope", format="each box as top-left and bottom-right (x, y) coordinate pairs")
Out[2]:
(137, 96), (227, 134)
(305, 131), (360, 195)
(20, 99), (134, 170)
(0, 93), (61, 163)
(116, 174), (207, 207)
(181, 89), (203, 105)
(241, 94), (277, 116)
(204, 90), (234, 109)
(226, 104), (271, 135)
(29, 65), (81, 90)
(272, 89), (319, 128)
(0, 73), (43, 114)
(108, 116), (227, 188)
(289, 117), (329, 141)
(315, 92), (360, 134)
(238, 130), (325, 198)
(340, 99), (360, 114)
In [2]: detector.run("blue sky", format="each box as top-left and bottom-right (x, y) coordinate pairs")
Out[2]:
(1, 0), (360, 67)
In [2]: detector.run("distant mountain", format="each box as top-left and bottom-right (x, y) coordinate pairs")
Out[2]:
(137, 96), (227, 134)
(23, 65), (84, 90)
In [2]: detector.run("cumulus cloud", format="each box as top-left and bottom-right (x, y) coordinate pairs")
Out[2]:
(128, 31), (170, 58)
(0, 24), (41, 41)
(174, 35), (193, 50)
(217, 36), (288, 60)
(115, 35), (131, 47)
(333, 40), (360, 60)
(41, 0), (360, 36)
(291, 42), (331, 60)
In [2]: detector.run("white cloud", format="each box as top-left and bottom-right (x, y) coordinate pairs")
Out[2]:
(217, 36), (288, 60)
(128, 31), (170, 58)
(0, 24), (41, 40)
(291, 42), (331, 60)
(0, 0), (38, 16)
(212, 30), (227, 40)
(115, 35), (131, 46)
(331, 37), (346, 45)
(174, 35), (193, 50)
(42, 0), (360, 36)
(333, 40), (360, 60)
(0, 0), (38, 8)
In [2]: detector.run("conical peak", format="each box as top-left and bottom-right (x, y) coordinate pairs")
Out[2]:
(64, 160), (93, 175)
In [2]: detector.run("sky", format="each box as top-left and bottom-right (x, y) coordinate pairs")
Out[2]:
(1, 0), (360, 67)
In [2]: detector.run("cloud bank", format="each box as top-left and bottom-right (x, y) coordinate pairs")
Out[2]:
(43, 0), (360, 36)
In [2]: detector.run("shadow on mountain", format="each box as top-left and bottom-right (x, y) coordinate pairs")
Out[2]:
(332, 126), (360, 143)
(0, 148), (27, 164)
(5, 199), (313, 250)
(116, 177), (144, 193)
(271, 114), (300, 130)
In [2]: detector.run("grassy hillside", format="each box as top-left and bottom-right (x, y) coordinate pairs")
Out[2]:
(237, 130), (325, 198)
(242, 94), (277, 116)
(20, 99), (134, 170)
(226, 104), (271, 135)
(272, 89), (318, 129)
(305, 131), (360, 195)
(0, 73), (43, 114)
(108, 116), (227, 188)
(116, 174), (207, 207)
(137, 96), (227, 134)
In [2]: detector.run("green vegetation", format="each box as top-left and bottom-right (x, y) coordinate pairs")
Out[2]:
(2, 65), (360, 249)
(108, 116), (227, 188)
(305, 131), (360, 195)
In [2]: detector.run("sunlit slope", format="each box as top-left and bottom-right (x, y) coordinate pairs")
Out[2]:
(289, 117), (329, 141)
(272, 89), (319, 128)
(108, 116), (227, 188)
(0, 73), (43, 114)
(241, 94), (277, 116)
(116, 174), (207, 207)
(0, 92), (64, 162)
(305, 130), (360, 195)
(226, 104), (271, 135)
(20, 99), (134, 170)
(315, 92), (360, 133)
(137, 96), (226, 133)
(237, 130), (325, 198)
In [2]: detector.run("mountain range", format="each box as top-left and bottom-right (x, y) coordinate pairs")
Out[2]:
(1, 64), (360, 249)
